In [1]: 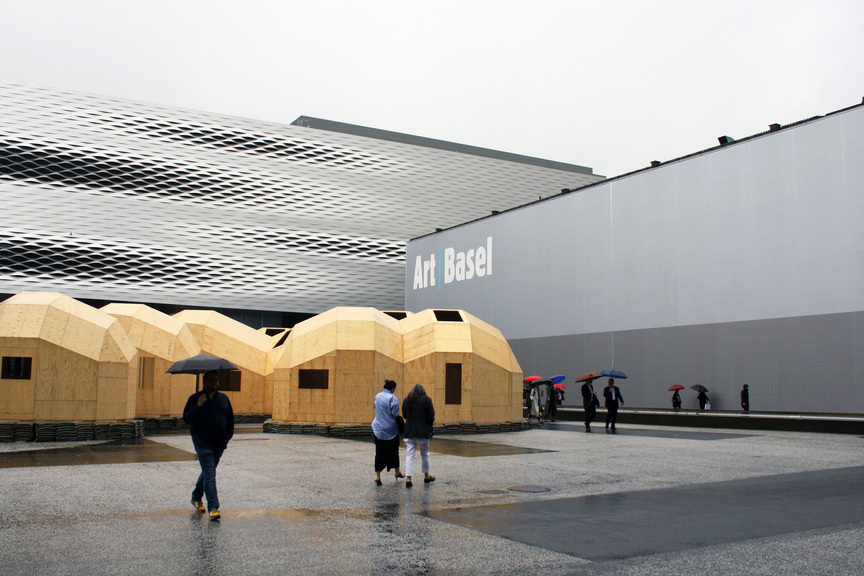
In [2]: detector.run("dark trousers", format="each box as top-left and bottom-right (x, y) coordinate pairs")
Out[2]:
(606, 405), (619, 428)
(584, 404), (596, 426)
(374, 436), (401, 472)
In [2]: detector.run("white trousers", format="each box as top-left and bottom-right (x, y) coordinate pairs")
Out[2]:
(404, 438), (431, 477)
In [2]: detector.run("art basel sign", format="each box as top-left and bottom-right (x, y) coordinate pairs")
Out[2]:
(412, 237), (492, 290)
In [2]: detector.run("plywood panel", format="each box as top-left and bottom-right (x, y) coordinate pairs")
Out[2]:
(95, 400), (131, 421)
(98, 375), (131, 404)
(0, 380), (35, 419)
(336, 350), (374, 375)
(0, 304), (29, 336)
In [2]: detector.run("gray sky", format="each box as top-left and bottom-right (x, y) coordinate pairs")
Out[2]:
(1, 0), (861, 178)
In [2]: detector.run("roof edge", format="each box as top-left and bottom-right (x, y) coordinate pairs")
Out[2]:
(291, 116), (596, 175)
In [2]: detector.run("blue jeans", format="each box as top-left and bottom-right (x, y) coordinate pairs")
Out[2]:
(192, 446), (224, 511)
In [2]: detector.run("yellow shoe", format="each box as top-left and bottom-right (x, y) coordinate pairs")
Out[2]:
(191, 499), (206, 512)
(209, 509), (221, 521)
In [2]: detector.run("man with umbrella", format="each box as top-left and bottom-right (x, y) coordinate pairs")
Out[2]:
(581, 377), (599, 433)
(183, 370), (234, 520)
(692, 385), (709, 410)
(603, 378), (624, 433)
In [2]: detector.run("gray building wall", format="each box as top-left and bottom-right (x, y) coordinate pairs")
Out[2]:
(406, 103), (864, 414)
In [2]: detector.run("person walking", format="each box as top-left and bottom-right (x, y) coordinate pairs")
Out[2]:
(538, 380), (551, 423)
(183, 370), (234, 521)
(671, 390), (682, 411)
(547, 386), (558, 422)
(528, 382), (541, 424)
(581, 378), (598, 432)
(740, 384), (750, 413)
(402, 383), (435, 488)
(372, 379), (405, 486)
(697, 389), (709, 410)
(603, 378), (624, 433)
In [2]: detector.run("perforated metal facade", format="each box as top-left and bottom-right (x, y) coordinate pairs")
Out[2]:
(0, 83), (603, 320)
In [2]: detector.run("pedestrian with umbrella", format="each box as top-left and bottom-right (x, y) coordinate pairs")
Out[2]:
(691, 385), (710, 410)
(600, 370), (627, 432)
(669, 385), (684, 411)
(171, 355), (237, 521)
(603, 377), (624, 433)
(576, 372), (603, 433)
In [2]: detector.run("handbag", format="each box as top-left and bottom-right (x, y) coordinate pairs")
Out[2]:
(396, 415), (405, 434)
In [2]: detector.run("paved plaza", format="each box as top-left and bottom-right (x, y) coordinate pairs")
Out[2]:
(1, 419), (863, 575)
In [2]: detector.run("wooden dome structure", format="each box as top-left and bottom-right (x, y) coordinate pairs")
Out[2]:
(401, 309), (523, 425)
(270, 307), (404, 424)
(101, 303), (200, 417)
(0, 292), (138, 422)
(173, 310), (273, 415)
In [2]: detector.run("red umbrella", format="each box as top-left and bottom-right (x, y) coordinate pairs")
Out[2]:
(668, 384), (685, 391)
(553, 383), (567, 390)
(523, 375), (543, 382)
(575, 372), (603, 383)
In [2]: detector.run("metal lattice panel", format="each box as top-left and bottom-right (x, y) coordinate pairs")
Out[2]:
(0, 82), (604, 314)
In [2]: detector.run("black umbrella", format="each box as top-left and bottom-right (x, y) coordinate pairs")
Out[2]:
(690, 384), (708, 393)
(167, 354), (238, 391)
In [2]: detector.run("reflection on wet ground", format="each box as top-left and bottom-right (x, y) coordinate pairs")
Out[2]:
(429, 437), (555, 457)
(542, 422), (755, 440)
(346, 435), (555, 457)
(0, 438), (196, 468)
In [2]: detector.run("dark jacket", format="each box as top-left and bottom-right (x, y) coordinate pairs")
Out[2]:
(403, 394), (435, 440)
(581, 382), (597, 408)
(183, 391), (234, 450)
(603, 386), (623, 409)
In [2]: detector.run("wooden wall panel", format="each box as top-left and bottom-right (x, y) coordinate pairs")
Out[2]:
(0, 380), (35, 419)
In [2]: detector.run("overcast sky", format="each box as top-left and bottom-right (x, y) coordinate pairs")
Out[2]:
(1, 0), (862, 178)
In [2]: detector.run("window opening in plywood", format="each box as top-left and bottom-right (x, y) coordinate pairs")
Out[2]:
(299, 369), (329, 389)
(1, 357), (32, 380)
(224, 370), (242, 392)
(445, 363), (462, 405)
(139, 357), (155, 390)
(434, 310), (462, 322)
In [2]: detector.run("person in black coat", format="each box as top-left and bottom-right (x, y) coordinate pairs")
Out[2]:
(740, 384), (750, 412)
(402, 383), (435, 488)
(183, 370), (234, 520)
(603, 378), (623, 433)
(581, 379), (598, 432)
(697, 390), (709, 410)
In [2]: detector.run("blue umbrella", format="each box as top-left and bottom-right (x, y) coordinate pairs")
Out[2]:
(601, 369), (627, 379)
(550, 375), (566, 384)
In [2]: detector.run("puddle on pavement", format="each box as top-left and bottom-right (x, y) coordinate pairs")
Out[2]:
(348, 436), (553, 457)
(507, 485), (552, 493)
(602, 429), (756, 441)
(542, 422), (755, 441)
(0, 438), (196, 468)
(428, 438), (554, 457)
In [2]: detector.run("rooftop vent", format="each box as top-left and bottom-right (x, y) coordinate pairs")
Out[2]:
(718, 135), (735, 146)
(769, 123), (782, 132)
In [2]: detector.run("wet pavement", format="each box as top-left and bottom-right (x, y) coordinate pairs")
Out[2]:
(2, 420), (863, 575)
